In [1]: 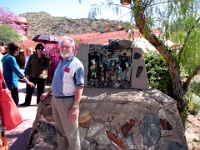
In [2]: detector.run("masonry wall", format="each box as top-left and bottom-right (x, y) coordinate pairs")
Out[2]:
(28, 88), (188, 150)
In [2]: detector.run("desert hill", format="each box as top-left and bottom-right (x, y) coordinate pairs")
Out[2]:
(20, 12), (125, 39)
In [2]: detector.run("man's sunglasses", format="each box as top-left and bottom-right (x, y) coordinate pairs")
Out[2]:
(38, 47), (44, 50)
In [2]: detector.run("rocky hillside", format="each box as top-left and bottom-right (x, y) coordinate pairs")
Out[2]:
(20, 12), (125, 39)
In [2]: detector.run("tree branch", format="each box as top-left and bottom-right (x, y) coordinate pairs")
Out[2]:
(183, 64), (200, 91)
(189, 87), (200, 98)
(149, 0), (173, 7)
(92, 3), (130, 9)
(178, 16), (200, 60)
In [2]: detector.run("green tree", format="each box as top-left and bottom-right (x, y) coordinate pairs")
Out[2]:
(87, 0), (200, 112)
(0, 24), (21, 44)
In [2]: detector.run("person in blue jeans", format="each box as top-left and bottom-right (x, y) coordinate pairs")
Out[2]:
(1, 42), (35, 105)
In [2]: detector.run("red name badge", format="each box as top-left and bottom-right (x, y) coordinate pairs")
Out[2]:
(64, 67), (70, 73)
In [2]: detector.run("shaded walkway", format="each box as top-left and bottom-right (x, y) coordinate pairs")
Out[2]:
(5, 81), (38, 149)
(7, 128), (32, 150)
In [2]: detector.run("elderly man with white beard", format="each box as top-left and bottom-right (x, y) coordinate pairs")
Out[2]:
(40, 36), (84, 150)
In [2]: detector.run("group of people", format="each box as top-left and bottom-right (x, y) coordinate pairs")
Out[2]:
(0, 36), (84, 150)
(1, 42), (35, 105)
(0, 42), (50, 106)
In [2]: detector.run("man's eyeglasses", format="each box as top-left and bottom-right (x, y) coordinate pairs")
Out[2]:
(60, 46), (71, 49)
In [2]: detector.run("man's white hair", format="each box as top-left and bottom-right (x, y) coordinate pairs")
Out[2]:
(59, 36), (75, 50)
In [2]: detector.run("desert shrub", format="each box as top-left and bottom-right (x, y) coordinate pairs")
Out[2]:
(143, 50), (173, 97)
(143, 50), (200, 119)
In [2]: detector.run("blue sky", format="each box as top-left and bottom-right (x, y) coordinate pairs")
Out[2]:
(0, 0), (132, 21)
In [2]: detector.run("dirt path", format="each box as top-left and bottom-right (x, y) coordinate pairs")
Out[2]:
(185, 113), (200, 150)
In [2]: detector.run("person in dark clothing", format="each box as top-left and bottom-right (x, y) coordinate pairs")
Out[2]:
(20, 43), (50, 106)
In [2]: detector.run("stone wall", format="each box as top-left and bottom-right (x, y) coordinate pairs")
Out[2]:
(28, 88), (187, 150)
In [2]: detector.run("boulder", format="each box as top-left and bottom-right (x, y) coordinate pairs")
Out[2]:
(28, 88), (187, 150)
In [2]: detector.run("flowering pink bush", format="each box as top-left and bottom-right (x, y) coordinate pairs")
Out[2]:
(44, 38), (84, 83)
(0, 7), (26, 35)
(43, 44), (60, 83)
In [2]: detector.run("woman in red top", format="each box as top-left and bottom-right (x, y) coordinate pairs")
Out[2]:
(0, 56), (8, 150)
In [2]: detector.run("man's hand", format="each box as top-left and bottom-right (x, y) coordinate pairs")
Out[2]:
(40, 88), (52, 101)
(69, 107), (78, 122)
(40, 92), (49, 101)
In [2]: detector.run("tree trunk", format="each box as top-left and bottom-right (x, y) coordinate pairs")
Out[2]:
(132, 2), (186, 111)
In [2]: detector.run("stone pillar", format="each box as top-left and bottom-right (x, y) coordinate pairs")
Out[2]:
(76, 43), (89, 86)
(131, 47), (149, 89)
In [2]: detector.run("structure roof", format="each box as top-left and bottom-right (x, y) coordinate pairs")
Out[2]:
(66, 30), (129, 44)
(21, 28), (161, 49)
